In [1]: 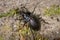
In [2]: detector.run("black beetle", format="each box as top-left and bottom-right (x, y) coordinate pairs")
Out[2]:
(17, 3), (49, 31)
(17, 6), (41, 31)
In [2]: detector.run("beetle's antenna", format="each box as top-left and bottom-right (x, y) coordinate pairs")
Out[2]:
(32, 2), (40, 14)
(20, 1), (29, 12)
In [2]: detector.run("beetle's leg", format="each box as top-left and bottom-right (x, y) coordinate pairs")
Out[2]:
(15, 18), (23, 21)
(32, 2), (40, 14)
(23, 22), (27, 27)
(15, 17), (24, 22)
(38, 16), (49, 24)
(21, 19), (27, 27)
(15, 18), (23, 20)
(40, 18), (49, 24)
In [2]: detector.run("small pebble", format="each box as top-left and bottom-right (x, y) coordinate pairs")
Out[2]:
(57, 18), (60, 22)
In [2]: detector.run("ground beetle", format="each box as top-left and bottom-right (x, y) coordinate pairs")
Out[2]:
(17, 3), (49, 31)
(17, 6), (41, 31)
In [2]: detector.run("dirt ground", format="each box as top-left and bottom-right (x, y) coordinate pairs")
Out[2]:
(0, 0), (60, 40)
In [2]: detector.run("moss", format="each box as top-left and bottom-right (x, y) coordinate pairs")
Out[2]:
(0, 8), (19, 18)
(19, 26), (31, 37)
(33, 32), (48, 40)
(0, 36), (3, 40)
(44, 5), (60, 16)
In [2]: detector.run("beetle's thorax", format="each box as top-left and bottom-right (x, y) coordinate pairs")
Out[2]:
(23, 14), (30, 21)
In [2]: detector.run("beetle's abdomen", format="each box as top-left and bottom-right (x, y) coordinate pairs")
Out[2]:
(30, 19), (37, 27)
(29, 18), (39, 30)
